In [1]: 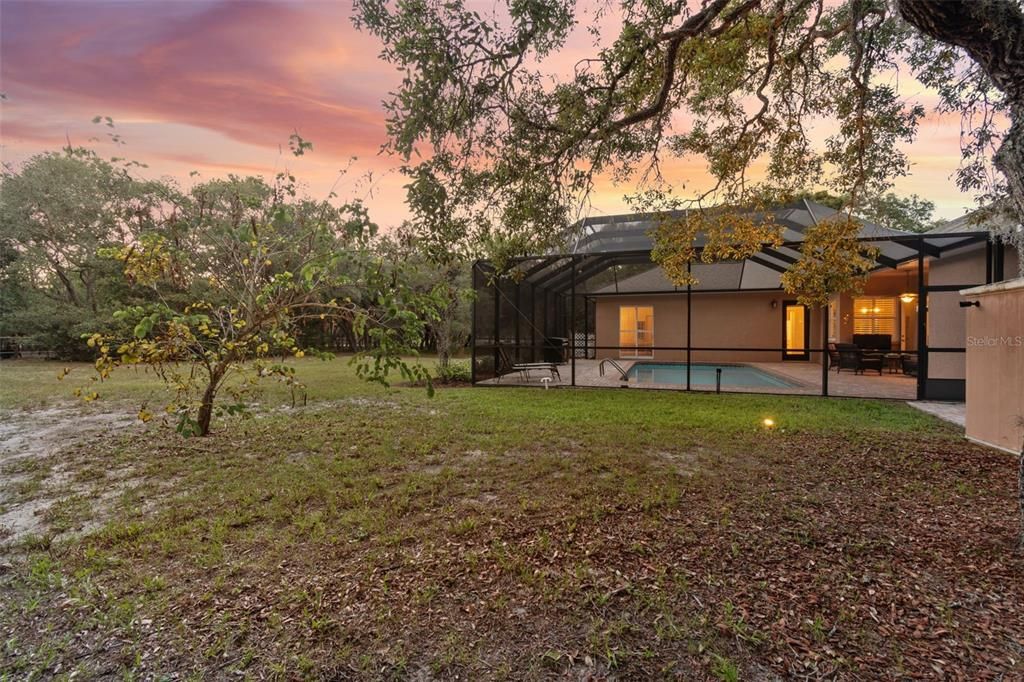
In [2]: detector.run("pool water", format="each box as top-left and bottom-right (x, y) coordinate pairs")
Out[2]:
(627, 362), (797, 388)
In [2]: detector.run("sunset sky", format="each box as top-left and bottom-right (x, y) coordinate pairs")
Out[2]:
(0, 0), (990, 230)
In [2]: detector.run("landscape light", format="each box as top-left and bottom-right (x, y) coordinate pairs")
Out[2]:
(762, 417), (775, 428)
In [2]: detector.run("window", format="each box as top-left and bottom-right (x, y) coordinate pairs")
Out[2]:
(619, 306), (653, 358)
(853, 297), (896, 336)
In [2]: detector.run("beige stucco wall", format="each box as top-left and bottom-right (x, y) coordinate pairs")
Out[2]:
(928, 246), (989, 380)
(595, 295), (687, 361)
(595, 292), (823, 364)
(962, 278), (1024, 454)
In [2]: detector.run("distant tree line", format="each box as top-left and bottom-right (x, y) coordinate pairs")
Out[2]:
(0, 147), (471, 365)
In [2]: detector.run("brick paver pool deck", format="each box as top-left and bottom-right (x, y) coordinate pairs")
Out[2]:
(480, 358), (918, 400)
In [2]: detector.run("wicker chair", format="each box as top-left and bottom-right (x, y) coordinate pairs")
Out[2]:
(835, 343), (883, 375)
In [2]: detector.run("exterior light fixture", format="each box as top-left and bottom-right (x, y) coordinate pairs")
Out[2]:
(771, 299), (778, 309)
(762, 417), (775, 428)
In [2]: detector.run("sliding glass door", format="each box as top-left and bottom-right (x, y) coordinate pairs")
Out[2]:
(619, 306), (654, 358)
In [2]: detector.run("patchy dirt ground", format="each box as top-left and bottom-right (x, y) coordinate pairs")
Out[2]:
(0, 404), (146, 548)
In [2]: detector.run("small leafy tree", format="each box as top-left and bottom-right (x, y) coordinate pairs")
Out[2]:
(794, 190), (937, 233)
(859, 193), (936, 233)
(85, 175), (433, 436)
(430, 263), (472, 371)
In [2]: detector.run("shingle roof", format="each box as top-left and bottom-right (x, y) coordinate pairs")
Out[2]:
(927, 208), (1017, 235)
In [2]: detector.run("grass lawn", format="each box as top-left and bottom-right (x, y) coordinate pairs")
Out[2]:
(1, 358), (1022, 679)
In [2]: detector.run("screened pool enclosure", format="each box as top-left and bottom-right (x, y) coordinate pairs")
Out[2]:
(471, 200), (1012, 401)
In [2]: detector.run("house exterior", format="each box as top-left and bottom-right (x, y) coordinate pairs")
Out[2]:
(471, 196), (1015, 399)
(592, 266), (825, 364)
(583, 203), (1019, 399)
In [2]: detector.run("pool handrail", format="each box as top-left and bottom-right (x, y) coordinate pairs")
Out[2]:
(598, 358), (629, 381)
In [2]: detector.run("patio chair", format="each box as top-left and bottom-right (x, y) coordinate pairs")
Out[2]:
(835, 343), (883, 375)
(827, 343), (841, 372)
(495, 347), (561, 383)
(857, 352), (884, 375)
(900, 353), (918, 377)
(834, 343), (860, 373)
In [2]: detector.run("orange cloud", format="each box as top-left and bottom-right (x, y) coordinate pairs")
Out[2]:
(0, 0), (992, 229)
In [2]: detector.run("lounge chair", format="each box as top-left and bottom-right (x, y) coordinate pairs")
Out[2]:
(496, 347), (561, 383)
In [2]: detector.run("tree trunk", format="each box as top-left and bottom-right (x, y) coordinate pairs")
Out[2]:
(196, 367), (224, 437)
(894, 0), (1024, 549)
(996, 117), (1024, 244)
(1018, 442), (1024, 551)
(48, 257), (80, 307)
(435, 310), (455, 369)
(435, 264), (463, 369)
(898, 0), (1024, 224)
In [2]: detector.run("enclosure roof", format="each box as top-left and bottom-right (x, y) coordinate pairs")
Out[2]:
(565, 198), (988, 272)
(501, 199), (990, 294)
(592, 259), (785, 294)
(571, 199), (913, 255)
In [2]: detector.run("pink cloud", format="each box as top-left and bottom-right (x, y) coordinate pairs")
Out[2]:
(1, 1), (394, 158)
(0, 0), (990, 227)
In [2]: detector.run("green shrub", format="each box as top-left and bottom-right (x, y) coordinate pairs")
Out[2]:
(434, 360), (471, 383)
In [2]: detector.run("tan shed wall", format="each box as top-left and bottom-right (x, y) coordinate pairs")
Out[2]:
(595, 292), (822, 364)
(962, 279), (1024, 453)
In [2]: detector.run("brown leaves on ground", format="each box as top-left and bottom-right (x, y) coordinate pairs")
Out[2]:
(2, 411), (1022, 680)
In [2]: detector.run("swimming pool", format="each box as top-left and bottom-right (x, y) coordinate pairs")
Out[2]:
(627, 362), (798, 388)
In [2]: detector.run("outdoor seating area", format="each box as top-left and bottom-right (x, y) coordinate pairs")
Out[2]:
(495, 346), (561, 383)
(827, 342), (918, 376)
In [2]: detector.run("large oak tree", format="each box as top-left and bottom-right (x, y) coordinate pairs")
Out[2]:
(354, 0), (1024, 267)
